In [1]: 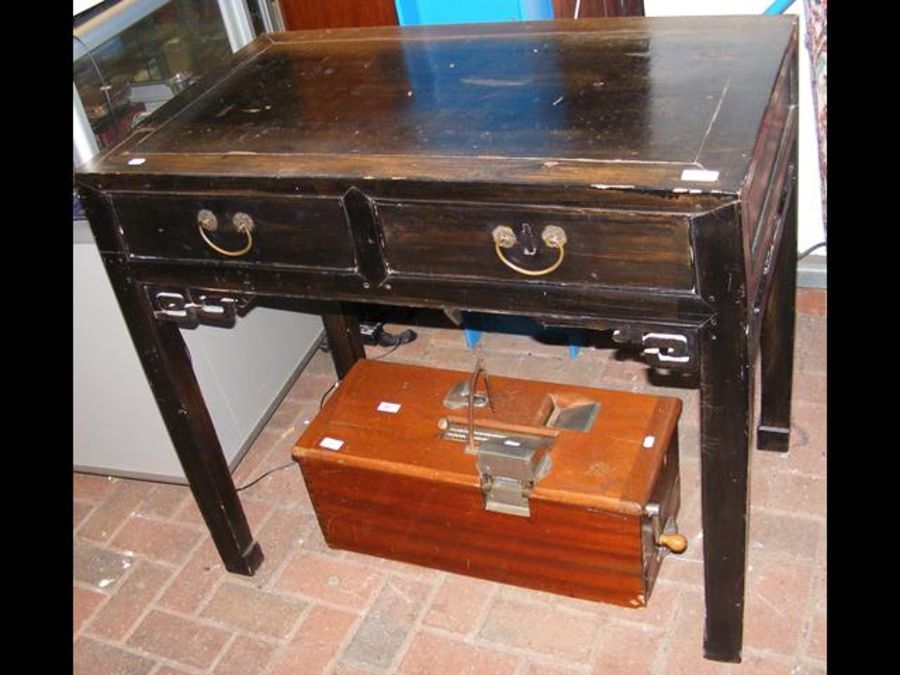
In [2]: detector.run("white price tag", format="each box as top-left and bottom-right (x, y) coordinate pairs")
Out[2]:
(377, 401), (402, 414)
(319, 437), (344, 451)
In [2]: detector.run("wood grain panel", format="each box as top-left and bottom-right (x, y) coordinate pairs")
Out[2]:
(281, 0), (398, 31)
(294, 360), (682, 605)
(377, 201), (695, 290)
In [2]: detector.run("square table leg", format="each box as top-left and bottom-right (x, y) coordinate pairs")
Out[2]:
(758, 160), (799, 453)
(101, 257), (263, 575)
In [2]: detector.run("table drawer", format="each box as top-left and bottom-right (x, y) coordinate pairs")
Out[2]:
(112, 193), (356, 270)
(376, 201), (695, 290)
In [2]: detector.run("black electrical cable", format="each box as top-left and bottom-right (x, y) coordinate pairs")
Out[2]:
(798, 241), (826, 260)
(237, 334), (413, 491)
(235, 461), (295, 492)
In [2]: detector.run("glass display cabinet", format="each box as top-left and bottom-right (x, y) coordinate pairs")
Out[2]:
(73, 0), (323, 483)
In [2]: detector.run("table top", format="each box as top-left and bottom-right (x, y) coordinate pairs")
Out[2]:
(79, 16), (796, 195)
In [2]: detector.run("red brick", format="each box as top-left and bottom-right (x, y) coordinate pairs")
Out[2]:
(73, 473), (118, 502)
(270, 605), (358, 675)
(397, 631), (520, 675)
(478, 598), (599, 662)
(757, 472), (826, 518)
(599, 355), (649, 390)
(557, 579), (681, 630)
(333, 665), (381, 675)
(743, 557), (815, 655)
(519, 661), (585, 674)
(74, 541), (133, 589)
(157, 539), (225, 615)
(422, 347), (521, 378)
(793, 371), (826, 406)
(74, 637), (154, 675)
(233, 453), (306, 503)
(657, 556), (704, 589)
(748, 509), (820, 561)
(214, 635), (278, 675)
(662, 589), (733, 675)
(275, 551), (383, 610)
(74, 500), (95, 530)
(78, 481), (154, 542)
(342, 577), (432, 669)
(786, 401), (827, 477)
(342, 551), (443, 584)
(795, 315), (826, 375)
(429, 327), (469, 349)
(796, 288), (826, 316)
(514, 353), (606, 387)
(127, 610), (230, 669)
(201, 582), (306, 640)
(110, 516), (201, 565)
(734, 652), (795, 674)
(250, 506), (310, 583)
(592, 621), (665, 674)
(74, 586), (107, 634)
(135, 484), (190, 519)
(806, 612), (827, 662)
(87, 561), (173, 640)
(423, 575), (496, 635)
(175, 494), (273, 531)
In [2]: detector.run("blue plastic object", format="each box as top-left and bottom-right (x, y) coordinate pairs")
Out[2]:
(395, 0), (553, 26)
(461, 313), (584, 360)
(763, 0), (796, 15)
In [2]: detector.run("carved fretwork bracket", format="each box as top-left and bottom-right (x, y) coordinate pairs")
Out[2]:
(146, 287), (255, 328)
(611, 325), (699, 371)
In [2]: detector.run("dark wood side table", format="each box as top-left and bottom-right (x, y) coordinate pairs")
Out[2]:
(75, 16), (799, 662)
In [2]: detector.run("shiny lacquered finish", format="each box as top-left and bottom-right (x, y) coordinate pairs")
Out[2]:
(75, 16), (799, 664)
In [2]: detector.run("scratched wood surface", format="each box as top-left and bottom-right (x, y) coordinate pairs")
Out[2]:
(77, 16), (794, 195)
(294, 360), (681, 606)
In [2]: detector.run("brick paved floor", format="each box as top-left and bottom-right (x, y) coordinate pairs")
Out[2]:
(73, 289), (826, 674)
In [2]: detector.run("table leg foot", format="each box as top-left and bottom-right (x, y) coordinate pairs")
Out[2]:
(757, 425), (790, 452)
(225, 540), (265, 575)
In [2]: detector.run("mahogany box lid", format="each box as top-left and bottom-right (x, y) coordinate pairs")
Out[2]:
(294, 360), (682, 516)
(76, 16), (796, 198)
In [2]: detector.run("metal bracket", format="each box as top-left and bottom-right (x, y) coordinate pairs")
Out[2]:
(147, 287), (252, 328)
(612, 326), (698, 371)
(477, 436), (552, 517)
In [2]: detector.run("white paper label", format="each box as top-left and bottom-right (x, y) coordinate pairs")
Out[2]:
(319, 437), (344, 451)
(503, 439), (522, 447)
(127, 157), (146, 166)
(642, 435), (656, 449)
(680, 168), (719, 182)
(376, 401), (401, 414)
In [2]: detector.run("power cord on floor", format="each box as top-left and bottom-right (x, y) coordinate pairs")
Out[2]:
(798, 241), (826, 260)
(237, 336), (413, 491)
(235, 461), (295, 492)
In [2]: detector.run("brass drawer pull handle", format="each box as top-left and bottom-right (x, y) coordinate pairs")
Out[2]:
(492, 225), (567, 277)
(197, 210), (254, 257)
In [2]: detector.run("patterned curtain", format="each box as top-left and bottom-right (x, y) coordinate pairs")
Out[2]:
(804, 0), (826, 229)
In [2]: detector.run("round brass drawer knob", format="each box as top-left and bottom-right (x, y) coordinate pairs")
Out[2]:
(197, 209), (218, 232)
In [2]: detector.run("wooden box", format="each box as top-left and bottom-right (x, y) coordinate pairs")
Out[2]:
(294, 360), (685, 607)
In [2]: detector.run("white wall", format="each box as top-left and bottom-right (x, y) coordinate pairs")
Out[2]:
(644, 1), (826, 256)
